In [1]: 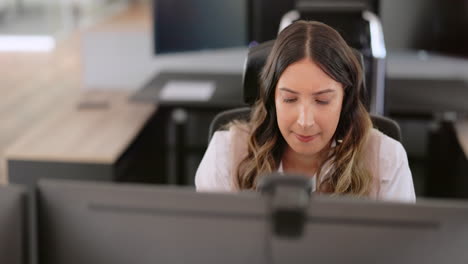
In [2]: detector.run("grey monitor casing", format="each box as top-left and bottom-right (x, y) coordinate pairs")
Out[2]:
(38, 180), (268, 264)
(38, 179), (468, 264)
(0, 185), (27, 264)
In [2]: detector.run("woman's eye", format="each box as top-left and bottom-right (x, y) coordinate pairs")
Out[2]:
(316, 100), (330, 105)
(283, 98), (297, 103)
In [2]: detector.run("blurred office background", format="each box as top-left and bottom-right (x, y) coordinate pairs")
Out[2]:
(0, 0), (467, 199)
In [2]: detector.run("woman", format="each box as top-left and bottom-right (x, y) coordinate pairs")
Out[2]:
(195, 21), (415, 202)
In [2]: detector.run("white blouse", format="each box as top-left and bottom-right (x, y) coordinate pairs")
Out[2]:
(195, 127), (416, 203)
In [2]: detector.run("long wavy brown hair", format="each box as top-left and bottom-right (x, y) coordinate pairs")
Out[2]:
(236, 20), (373, 196)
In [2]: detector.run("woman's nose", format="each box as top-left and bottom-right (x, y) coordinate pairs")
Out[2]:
(297, 104), (315, 128)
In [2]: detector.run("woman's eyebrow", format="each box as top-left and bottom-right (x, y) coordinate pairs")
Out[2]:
(312, 89), (336, 95)
(279, 87), (336, 95)
(279, 87), (299, 94)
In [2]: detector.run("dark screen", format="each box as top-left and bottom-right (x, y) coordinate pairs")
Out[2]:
(382, 0), (468, 57)
(249, 0), (296, 43)
(432, 0), (468, 57)
(154, 0), (248, 54)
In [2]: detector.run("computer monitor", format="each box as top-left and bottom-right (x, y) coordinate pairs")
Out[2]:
(0, 185), (27, 264)
(248, 0), (296, 43)
(271, 196), (468, 264)
(153, 0), (249, 54)
(37, 180), (268, 264)
(38, 179), (468, 264)
(381, 0), (468, 58)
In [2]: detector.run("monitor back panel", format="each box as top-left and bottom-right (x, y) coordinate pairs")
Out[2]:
(38, 180), (267, 264)
(0, 185), (26, 264)
(273, 197), (468, 264)
(38, 180), (468, 264)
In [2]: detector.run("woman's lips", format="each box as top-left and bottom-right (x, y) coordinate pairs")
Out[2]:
(294, 133), (318, 143)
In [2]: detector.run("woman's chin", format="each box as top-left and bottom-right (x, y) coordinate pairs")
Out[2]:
(290, 146), (321, 157)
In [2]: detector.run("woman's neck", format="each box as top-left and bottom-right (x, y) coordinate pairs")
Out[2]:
(281, 146), (329, 177)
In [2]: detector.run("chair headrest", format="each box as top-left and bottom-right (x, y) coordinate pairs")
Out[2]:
(242, 40), (275, 105)
(242, 40), (367, 106)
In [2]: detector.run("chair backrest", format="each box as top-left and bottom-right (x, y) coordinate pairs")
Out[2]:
(208, 107), (251, 142)
(208, 107), (401, 143)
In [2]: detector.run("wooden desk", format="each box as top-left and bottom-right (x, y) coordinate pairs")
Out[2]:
(5, 90), (157, 185)
(6, 91), (153, 164)
(0, 33), (83, 185)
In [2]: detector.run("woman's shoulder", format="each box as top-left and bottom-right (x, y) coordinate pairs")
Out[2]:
(228, 121), (251, 135)
(226, 122), (251, 164)
(207, 125), (250, 167)
(368, 128), (407, 167)
(210, 122), (250, 146)
(367, 129), (415, 202)
(195, 123), (250, 191)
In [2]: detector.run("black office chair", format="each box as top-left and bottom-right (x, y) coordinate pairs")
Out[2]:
(209, 40), (401, 143)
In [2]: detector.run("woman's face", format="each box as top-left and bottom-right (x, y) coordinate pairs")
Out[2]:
(275, 58), (344, 159)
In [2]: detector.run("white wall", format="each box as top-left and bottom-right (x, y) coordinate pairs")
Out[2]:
(81, 29), (247, 90)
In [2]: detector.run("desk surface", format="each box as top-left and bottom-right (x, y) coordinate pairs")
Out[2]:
(386, 51), (468, 115)
(387, 51), (468, 81)
(132, 72), (246, 109)
(386, 78), (468, 114)
(5, 91), (155, 164)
